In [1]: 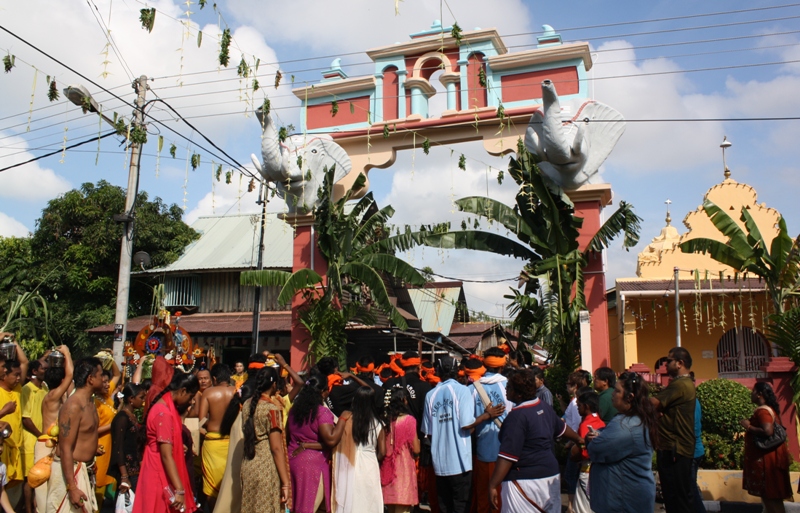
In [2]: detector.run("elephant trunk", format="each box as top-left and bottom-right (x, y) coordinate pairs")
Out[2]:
(259, 111), (286, 182)
(540, 80), (574, 165)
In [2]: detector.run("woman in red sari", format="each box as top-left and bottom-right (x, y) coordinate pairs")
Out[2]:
(133, 357), (200, 513)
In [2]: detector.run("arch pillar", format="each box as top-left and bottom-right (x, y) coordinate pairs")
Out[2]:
(404, 78), (436, 118)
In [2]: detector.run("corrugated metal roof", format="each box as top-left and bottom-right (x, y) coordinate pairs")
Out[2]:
(145, 214), (293, 273)
(407, 286), (461, 336)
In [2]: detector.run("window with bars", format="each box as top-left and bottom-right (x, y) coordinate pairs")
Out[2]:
(717, 326), (770, 376)
(164, 275), (201, 308)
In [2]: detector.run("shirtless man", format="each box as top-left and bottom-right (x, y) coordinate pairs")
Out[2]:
(37, 346), (72, 512)
(46, 358), (104, 513)
(198, 364), (234, 508)
(188, 369), (211, 418)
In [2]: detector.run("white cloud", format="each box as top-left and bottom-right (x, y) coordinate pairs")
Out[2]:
(0, 213), (30, 237)
(0, 133), (72, 200)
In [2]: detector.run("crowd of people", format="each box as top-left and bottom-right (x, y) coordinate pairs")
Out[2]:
(0, 337), (792, 513)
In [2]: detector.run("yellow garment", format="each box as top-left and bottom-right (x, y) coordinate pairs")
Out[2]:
(21, 380), (48, 473)
(202, 432), (230, 498)
(44, 459), (98, 513)
(213, 413), (244, 513)
(0, 384), (23, 482)
(93, 394), (115, 488)
(33, 440), (50, 512)
(281, 395), (292, 428)
(232, 373), (248, 390)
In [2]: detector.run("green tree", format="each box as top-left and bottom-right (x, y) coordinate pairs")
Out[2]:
(384, 147), (641, 368)
(19, 180), (199, 354)
(241, 167), (426, 366)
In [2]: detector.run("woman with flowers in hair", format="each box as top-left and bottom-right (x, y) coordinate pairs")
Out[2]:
(585, 371), (658, 513)
(133, 357), (199, 513)
(240, 366), (291, 513)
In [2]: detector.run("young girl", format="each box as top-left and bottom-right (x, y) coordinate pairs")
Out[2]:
(571, 390), (605, 513)
(332, 386), (385, 513)
(380, 388), (420, 513)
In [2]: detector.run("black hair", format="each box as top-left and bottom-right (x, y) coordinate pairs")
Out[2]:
(220, 379), (257, 437)
(401, 351), (420, 371)
(243, 367), (278, 460)
(567, 371), (584, 388)
(357, 356), (375, 375)
(3, 359), (20, 373)
(29, 360), (43, 375)
(754, 382), (781, 416)
(509, 349), (532, 366)
(435, 356), (459, 381)
(74, 358), (102, 388)
(210, 363), (232, 385)
(120, 383), (144, 406)
(577, 390), (600, 413)
(140, 378), (152, 392)
(580, 370), (593, 387)
(617, 372), (659, 449)
(669, 347), (693, 369)
(577, 386), (593, 397)
(508, 369), (538, 402)
(483, 347), (507, 371)
(101, 369), (112, 380)
(351, 386), (380, 446)
(595, 367), (616, 388)
(43, 367), (66, 390)
(462, 358), (483, 370)
(248, 354), (267, 366)
(147, 370), (200, 420)
(529, 366), (544, 382)
(290, 372), (327, 425)
(316, 357), (338, 377)
(382, 387), (412, 434)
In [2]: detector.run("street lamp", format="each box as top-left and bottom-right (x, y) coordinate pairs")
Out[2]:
(64, 76), (148, 365)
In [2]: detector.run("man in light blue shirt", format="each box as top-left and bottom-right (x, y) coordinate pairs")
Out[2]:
(423, 356), (502, 513)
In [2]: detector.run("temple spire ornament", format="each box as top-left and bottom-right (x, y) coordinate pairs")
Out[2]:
(665, 199), (672, 226)
(721, 136), (732, 179)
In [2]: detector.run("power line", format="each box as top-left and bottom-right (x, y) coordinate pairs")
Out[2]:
(84, 0), (135, 82)
(0, 130), (118, 172)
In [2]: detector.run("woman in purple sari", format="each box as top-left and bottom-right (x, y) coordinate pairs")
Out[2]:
(287, 372), (349, 513)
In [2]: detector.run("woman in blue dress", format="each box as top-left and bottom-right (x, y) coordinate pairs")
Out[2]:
(586, 372), (658, 513)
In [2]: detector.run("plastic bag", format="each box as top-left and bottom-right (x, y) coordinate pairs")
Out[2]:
(115, 489), (134, 513)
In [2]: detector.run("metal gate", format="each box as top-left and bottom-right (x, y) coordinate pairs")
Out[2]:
(717, 327), (770, 376)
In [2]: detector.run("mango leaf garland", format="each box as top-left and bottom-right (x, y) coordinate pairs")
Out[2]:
(215, 164), (222, 181)
(3, 54), (15, 73)
(197, 31), (203, 48)
(237, 57), (249, 78)
(330, 100), (339, 117)
(458, 154), (466, 171)
(190, 153), (201, 171)
(139, 8), (156, 33)
(219, 28), (232, 67)
(252, 78), (259, 92)
(278, 126), (288, 143)
(450, 23), (463, 45)
(478, 67), (487, 88)
(497, 169), (504, 184)
(274, 70), (283, 89)
(225, 170), (232, 184)
(248, 178), (256, 192)
(262, 98), (271, 117)
(350, 102), (355, 115)
(169, 144), (177, 159)
(47, 79), (59, 102)
(422, 138), (431, 155)
(199, 0), (207, 8)
(383, 124), (390, 138)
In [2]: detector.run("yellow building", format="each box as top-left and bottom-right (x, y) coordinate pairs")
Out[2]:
(611, 155), (782, 379)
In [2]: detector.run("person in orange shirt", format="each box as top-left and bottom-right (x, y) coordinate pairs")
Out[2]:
(93, 359), (120, 504)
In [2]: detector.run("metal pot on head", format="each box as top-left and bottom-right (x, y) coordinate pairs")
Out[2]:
(46, 349), (65, 368)
(0, 337), (16, 361)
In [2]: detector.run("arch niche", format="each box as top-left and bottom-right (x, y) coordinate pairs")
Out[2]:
(716, 326), (770, 376)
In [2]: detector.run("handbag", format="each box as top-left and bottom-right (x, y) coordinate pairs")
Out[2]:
(115, 489), (135, 513)
(27, 454), (53, 488)
(753, 406), (787, 451)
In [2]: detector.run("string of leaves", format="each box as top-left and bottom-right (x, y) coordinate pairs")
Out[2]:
(450, 23), (463, 45)
(330, 100), (339, 117)
(219, 28), (232, 67)
(3, 54), (15, 73)
(139, 8), (156, 33)
(47, 78), (59, 102)
(458, 154), (467, 171)
(190, 153), (201, 171)
(274, 70), (283, 89)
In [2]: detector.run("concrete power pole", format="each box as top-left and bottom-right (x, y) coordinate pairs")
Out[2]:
(112, 75), (148, 365)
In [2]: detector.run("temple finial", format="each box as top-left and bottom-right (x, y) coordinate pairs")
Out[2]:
(665, 199), (672, 226)
(721, 136), (732, 179)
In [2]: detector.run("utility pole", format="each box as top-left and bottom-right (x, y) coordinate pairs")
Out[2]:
(112, 75), (147, 365)
(251, 181), (268, 355)
(674, 266), (681, 347)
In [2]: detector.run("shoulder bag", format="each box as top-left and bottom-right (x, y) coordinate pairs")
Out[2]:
(753, 405), (786, 451)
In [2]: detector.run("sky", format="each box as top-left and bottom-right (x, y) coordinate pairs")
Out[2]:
(1, 0), (799, 319)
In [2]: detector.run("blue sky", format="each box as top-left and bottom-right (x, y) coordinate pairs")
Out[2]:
(1, 0), (799, 318)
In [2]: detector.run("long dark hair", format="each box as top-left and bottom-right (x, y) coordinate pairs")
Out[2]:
(120, 383), (143, 406)
(147, 371), (199, 420)
(382, 387), (411, 435)
(754, 382), (781, 415)
(351, 386), (380, 446)
(243, 367), (278, 460)
(219, 379), (257, 437)
(290, 372), (326, 426)
(617, 372), (658, 448)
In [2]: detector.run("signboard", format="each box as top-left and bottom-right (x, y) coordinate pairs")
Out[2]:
(114, 324), (124, 342)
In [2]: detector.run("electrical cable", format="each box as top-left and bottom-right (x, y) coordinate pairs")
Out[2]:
(0, 130), (118, 172)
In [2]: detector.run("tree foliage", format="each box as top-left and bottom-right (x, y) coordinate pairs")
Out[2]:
(0, 181), (199, 355)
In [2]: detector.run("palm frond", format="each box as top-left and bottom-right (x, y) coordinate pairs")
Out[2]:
(340, 262), (408, 330)
(586, 200), (642, 253)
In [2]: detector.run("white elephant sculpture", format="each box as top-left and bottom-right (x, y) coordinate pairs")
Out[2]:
(524, 80), (625, 189)
(251, 109), (351, 213)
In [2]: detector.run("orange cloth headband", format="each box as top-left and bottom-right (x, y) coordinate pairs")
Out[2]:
(355, 363), (375, 373)
(463, 366), (486, 380)
(248, 362), (266, 370)
(484, 356), (507, 368)
(401, 357), (421, 367)
(497, 343), (511, 354)
(389, 358), (405, 377)
(328, 374), (343, 391)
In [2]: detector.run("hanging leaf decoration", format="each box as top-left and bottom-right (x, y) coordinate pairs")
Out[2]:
(190, 153), (201, 171)
(296, 155), (303, 169)
(458, 154), (467, 171)
(47, 79), (59, 102)
(219, 28), (232, 67)
(262, 98), (271, 116)
(248, 178), (256, 192)
(478, 67), (487, 88)
(199, 0), (207, 8)
(157, 136), (164, 154)
(422, 138), (431, 155)
(252, 78), (259, 92)
(197, 31), (203, 48)
(497, 103), (505, 120)
(330, 100), (339, 117)
(215, 164), (222, 181)
(274, 70), (283, 89)
(349, 102), (355, 115)
(3, 54), (15, 74)
(254, 58), (260, 73)
(450, 22), (463, 45)
(383, 124), (390, 138)
(497, 169), (504, 184)
(225, 170), (232, 184)
(139, 8), (156, 33)
(237, 57), (249, 78)
(278, 126), (288, 143)
(169, 144), (177, 158)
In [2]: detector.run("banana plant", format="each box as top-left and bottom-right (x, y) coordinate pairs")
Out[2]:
(0, 290), (54, 344)
(241, 166), (426, 365)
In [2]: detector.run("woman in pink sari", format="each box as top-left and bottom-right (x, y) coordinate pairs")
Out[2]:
(133, 358), (200, 513)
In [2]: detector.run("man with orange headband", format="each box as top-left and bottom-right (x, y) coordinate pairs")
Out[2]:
(467, 348), (512, 513)
(326, 356), (383, 416)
